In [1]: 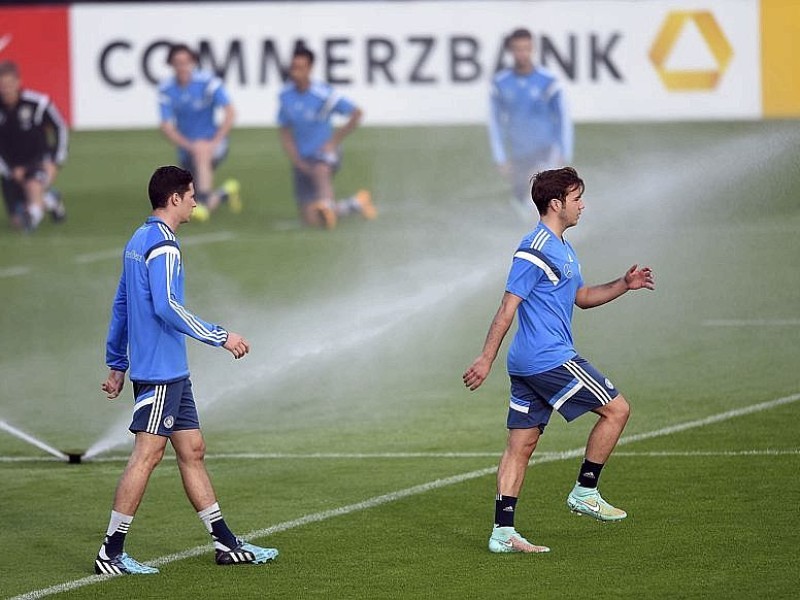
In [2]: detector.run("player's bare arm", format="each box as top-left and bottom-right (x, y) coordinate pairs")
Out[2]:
(223, 331), (250, 360)
(326, 107), (363, 151)
(101, 369), (125, 400)
(463, 292), (523, 391)
(575, 264), (655, 309)
(159, 121), (192, 151)
(211, 104), (236, 149)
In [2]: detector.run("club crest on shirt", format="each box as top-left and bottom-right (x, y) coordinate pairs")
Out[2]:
(563, 262), (573, 278)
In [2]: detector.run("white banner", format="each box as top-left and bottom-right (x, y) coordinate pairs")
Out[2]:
(70, 0), (760, 129)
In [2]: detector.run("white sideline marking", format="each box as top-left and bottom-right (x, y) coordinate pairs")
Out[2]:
(703, 318), (800, 327)
(9, 392), (800, 600)
(4, 448), (800, 464)
(73, 231), (235, 265)
(0, 266), (31, 278)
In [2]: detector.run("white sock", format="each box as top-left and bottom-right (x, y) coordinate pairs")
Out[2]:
(28, 204), (44, 227)
(43, 191), (58, 210)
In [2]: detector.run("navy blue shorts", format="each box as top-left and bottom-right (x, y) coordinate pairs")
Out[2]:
(130, 378), (200, 437)
(507, 355), (619, 432)
(293, 153), (341, 206)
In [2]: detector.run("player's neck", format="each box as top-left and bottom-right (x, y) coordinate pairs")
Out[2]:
(514, 63), (534, 76)
(540, 215), (566, 239)
(151, 210), (181, 234)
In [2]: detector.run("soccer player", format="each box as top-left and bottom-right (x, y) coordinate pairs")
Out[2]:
(0, 60), (67, 231)
(158, 44), (240, 222)
(95, 166), (277, 575)
(278, 45), (376, 229)
(462, 167), (654, 553)
(488, 28), (573, 217)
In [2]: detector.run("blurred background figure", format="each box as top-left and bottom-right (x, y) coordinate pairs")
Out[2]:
(0, 60), (68, 232)
(488, 28), (573, 218)
(158, 43), (241, 222)
(278, 44), (376, 229)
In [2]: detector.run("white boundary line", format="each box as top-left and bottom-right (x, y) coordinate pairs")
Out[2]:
(9, 392), (800, 600)
(73, 231), (235, 265)
(3, 448), (800, 464)
(0, 266), (31, 279)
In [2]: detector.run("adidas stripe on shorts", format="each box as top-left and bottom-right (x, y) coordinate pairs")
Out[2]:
(130, 378), (200, 437)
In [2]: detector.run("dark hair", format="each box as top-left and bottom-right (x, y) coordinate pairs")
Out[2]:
(530, 167), (584, 215)
(167, 43), (198, 65)
(0, 60), (20, 78)
(292, 43), (315, 66)
(148, 166), (193, 209)
(505, 28), (533, 49)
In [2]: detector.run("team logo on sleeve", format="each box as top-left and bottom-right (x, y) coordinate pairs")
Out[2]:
(163, 415), (175, 429)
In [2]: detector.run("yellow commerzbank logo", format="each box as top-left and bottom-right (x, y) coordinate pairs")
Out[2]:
(649, 11), (733, 91)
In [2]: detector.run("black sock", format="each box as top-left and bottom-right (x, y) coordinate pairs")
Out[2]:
(577, 459), (604, 488)
(494, 494), (518, 527)
(103, 530), (127, 558)
(196, 191), (210, 205)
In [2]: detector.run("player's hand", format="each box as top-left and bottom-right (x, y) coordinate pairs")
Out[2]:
(463, 356), (493, 391)
(497, 163), (511, 178)
(101, 369), (125, 400)
(624, 264), (655, 291)
(224, 332), (250, 359)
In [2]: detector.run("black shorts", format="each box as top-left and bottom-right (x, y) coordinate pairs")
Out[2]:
(1, 161), (48, 216)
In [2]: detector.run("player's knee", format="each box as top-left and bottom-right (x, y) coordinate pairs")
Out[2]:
(507, 430), (539, 457)
(178, 439), (206, 463)
(609, 395), (630, 423)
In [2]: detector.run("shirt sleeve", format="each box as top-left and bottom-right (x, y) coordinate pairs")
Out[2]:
(146, 243), (228, 347)
(332, 94), (356, 116)
(277, 98), (289, 127)
(488, 80), (507, 165)
(42, 101), (69, 166)
(158, 87), (174, 123)
(505, 255), (545, 300)
(550, 88), (573, 162)
(209, 77), (231, 108)
(105, 268), (129, 372)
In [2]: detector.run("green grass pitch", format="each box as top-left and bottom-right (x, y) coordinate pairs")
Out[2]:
(0, 121), (798, 598)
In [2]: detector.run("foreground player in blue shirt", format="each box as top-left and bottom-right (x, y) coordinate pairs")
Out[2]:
(278, 45), (376, 229)
(95, 166), (277, 575)
(488, 28), (573, 218)
(463, 167), (654, 553)
(159, 44), (240, 222)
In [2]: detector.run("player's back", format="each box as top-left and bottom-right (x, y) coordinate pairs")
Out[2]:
(122, 217), (190, 384)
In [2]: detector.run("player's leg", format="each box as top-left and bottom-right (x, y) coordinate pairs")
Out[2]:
(189, 140), (220, 211)
(21, 171), (47, 231)
(488, 376), (552, 554)
(170, 380), (277, 565)
(306, 160), (337, 229)
(2, 177), (27, 231)
(95, 430), (167, 575)
(558, 357), (629, 521)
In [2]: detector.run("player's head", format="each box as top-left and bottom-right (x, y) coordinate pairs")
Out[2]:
(506, 28), (534, 72)
(531, 167), (585, 221)
(289, 44), (315, 88)
(0, 61), (21, 105)
(167, 43), (198, 84)
(149, 166), (196, 222)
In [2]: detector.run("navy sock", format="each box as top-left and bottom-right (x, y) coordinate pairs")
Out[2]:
(494, 494), (518, 527)
(198, 503), (239, 550)
(577, 459), (604, 488)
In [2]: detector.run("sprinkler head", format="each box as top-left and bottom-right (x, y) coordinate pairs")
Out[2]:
(67, 453), (83, 464)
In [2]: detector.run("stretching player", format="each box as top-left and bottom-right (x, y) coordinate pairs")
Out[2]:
(96, 166), (276, 574)
(463, 167), (654, 553)
(0, 61), (67, 231)
(158, 44), (240, 222)
(278, 45), (376, 229)
(488, 28), (573, 218)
